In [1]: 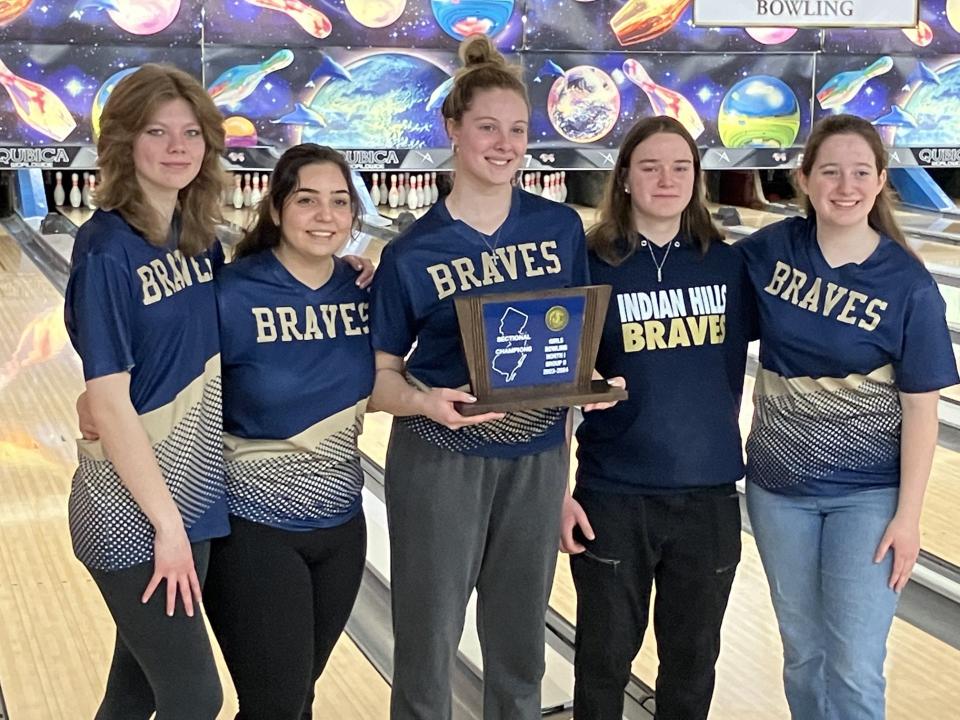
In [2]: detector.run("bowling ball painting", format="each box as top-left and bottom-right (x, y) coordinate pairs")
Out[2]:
(302, 52), (450, 149)
(717, 75), (800, 148)
(0, 0), (32, 28)
(431, 0), (513, 39)
(547, 66), (620, 144)
(897, 60), (960, 146)
(90, 66), (140, 140)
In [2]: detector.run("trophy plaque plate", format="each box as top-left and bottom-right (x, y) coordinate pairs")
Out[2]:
(454, 285), (627, 416)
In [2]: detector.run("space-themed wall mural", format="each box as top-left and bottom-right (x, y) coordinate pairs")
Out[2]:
(2, 0), (960, 169)
(205, 0), (522, 50)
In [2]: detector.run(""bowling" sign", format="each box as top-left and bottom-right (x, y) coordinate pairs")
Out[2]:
(693, 0), (918, 28)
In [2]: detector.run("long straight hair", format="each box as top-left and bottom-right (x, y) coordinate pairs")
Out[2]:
(589, 116), (721, 266)
(96, 64), (225, 256)
(799, 114), (917, 260)
(233, 144), (360, 260)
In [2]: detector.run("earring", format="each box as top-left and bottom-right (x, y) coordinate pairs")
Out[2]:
(624, 186), (630, 194)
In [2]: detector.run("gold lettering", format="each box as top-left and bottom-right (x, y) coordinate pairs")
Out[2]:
(709, 314), (725, 343)
(340, 303), (362, 336)
(149, 259), (177, 297)
(667, 317), (691, 347)
(518, 242), (545, 277)
(823, 283), (848, 316)
(480, 252), (505, 285)
(451, 257), (483, 292)
(798, 277), (822, 312)
(190, 256), (213, 283)
(837, 290), (868, 325)
(859, 298), (887, 332)
(427, 263), (456, 300)
(357, 301), (370, 334)
(252, 308), (277, 343)
(303, 306), (323, 340)
(780, 268), (807, 305)
(622, 322), (644, 352)
(496, 246), (519, 280)
(644, 320), (667, 350)
(137, 266), (162, 306)
(276, 307), (303, 341)
(685, 315), (709, 344)
(541, 240), (562, 274)
(320, 305), (339, 338)
(763, 260), (792, 295)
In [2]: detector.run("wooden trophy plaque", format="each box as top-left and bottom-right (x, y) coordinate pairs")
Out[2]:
(454, 285), (627, 416)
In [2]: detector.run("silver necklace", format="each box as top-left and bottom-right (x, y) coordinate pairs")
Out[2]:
(477, 225), (504, 265)
(641, 238), (679, 283)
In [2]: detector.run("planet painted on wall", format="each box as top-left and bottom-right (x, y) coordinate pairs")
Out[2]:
(547, 65), (620, 144)
(345, 0), (406, 28)
(0, 0), (32, 28)
(896, 60), (960, 146)
(431, 0), (514, 39)
(90, 66), (140, 140)
(717, 75), (799, 148)
(948, 0), (960, 33)
(223, 116), (259, 147)
(744, 27), (797, 44)
(73, 0), (180, 35)
(302, 52), (450, 149)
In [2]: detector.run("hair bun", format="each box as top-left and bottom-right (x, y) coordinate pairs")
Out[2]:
(459, 34), (503, 68)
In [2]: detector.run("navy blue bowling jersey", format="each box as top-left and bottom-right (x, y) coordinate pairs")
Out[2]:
(217, 251), (374, 530)
(738, 216), (959, 496)
(576, 237), (756, 494)
(371, 188), (589, 458)
(64, 209), (228, 571)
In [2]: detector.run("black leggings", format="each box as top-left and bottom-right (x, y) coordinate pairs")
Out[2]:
(88, 542), (222, 720)
(204, 512), (367, 720)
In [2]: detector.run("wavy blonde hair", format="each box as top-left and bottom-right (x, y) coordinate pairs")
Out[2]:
(96, 64), (225, 256)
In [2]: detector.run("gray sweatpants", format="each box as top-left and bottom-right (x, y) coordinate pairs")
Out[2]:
(385, 421), (568, 720)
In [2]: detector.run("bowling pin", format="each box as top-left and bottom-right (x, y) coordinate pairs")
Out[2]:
(379, 173), (388, 204)
(398, 174), (407, 207)
(242, 173), (252, 207)
(262, 174), (270, 199)
(81, 172), (90, 208)
(53, 171), (65, 206)
(416, 174), (425, 208)
(250, 173), (262, 205)
(388, 174), (399, 208)
(86, 174), (97, 210)
(559, 171), (568, 203)
(371, 173), (381, 206)
(407, 176), (417, 210)
(430, 171), (439, 204)
(69, 173), (82, 208)
(232, 174), (244, 209)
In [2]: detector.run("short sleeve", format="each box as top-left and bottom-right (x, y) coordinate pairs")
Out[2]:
(895, 278), (960, 393)
(64, 252), (136, 381)
(570, 224), (590, 286)
(370, 244), (417, 357)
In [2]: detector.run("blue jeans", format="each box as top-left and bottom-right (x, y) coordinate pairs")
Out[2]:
(746, 483), (900, 720)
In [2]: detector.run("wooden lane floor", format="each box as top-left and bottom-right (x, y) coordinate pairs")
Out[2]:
(0, 229), (390, 719)
(358, 412), (960, 718)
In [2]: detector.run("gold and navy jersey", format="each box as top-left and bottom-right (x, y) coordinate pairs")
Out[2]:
(217, 251), (373, 530)
(65, 209), (228, 571)
(371, 188), (588, 458)
(738, 216), (959, 496)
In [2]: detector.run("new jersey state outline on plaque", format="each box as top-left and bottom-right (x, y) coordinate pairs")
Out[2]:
(491, 307), (532, 383)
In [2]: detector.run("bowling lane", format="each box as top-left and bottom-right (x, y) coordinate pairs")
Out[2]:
(0, 227), (390, 719)
(358, 411), (960, 719)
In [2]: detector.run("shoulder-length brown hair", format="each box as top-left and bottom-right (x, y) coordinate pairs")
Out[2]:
(589, 116), (721, 266)
(96, 64), (225, 256)
(233, 144), (360, 261)
(798, 114), (918, 261)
